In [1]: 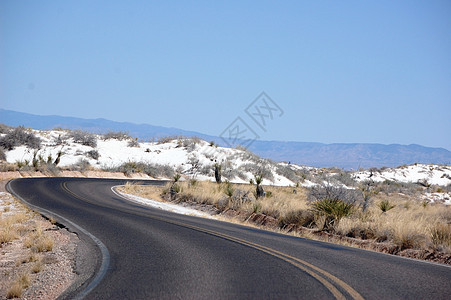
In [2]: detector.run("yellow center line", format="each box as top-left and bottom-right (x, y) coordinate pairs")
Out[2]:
(61, 181), (364, 300)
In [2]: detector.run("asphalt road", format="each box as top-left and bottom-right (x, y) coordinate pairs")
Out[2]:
(7, 177), (451, 299)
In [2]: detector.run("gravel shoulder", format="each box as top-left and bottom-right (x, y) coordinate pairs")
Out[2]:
(0, 189), (79, 299)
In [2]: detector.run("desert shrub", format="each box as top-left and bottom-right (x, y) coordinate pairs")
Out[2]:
(378, 199), (395, 213)
(308, 184), (362, 206)
(86, 150), (100, 160)
(128, 138), (140, 147)
(68, 130), (97, 147)
(330, 172), (357, 187)
(199, 165), (212, 176)
(377, 180), (420, 195)
(66, 159), (91, 172)
(430, 223), (451, 247)
(279, 209), (314, 228)
(224, 181), (234, 198)
(107, 162), (174, 178)
(102, 131), (131, 141)
(222, 168), (241, 181)
(0, 123), (12, 133)
(0, 126), (41, 150)
(311, 198), (354, 230)
(0, 147), (5, 161)
(275, 165), (300, 183)
(156, 135), (182, 144)
(240, 163), (274, 182)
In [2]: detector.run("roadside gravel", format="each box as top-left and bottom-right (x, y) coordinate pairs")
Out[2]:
(0, 191), (79, 300)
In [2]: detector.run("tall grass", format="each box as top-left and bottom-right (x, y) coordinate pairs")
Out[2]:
(122, 180), (451, 254)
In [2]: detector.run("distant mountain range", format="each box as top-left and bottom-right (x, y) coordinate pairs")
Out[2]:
(1, 109), (450, 169)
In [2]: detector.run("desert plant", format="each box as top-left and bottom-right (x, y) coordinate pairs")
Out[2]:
(224, 181), (234, 199)
(103, 131), (131, 141)
(0, 126), (41, 150)
(214, 163), (222, 184)
(311, 198), (354, 231)
(309, 184), (362, 207)
(68, 130), (97, 147)
(31, 260), (43, 273)
(0, 147), (6, 161)
(0, 123), (12, 133)
(128, 138), (140, 147)
(254, 174), (265, 198)
(54, 150), (63, 166)
(279, 209), (315, 228)
(7, 283), (23, 299)
(378, 199), (395, 213)
(173, 173), (181, 182)
(430, 223), (451, 247)
(86, 150), (100, 160)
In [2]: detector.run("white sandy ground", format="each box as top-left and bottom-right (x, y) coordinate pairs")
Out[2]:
(2, 129), (451, 204)
(352, 164), (451, 186)
(111, 187), (214, 218)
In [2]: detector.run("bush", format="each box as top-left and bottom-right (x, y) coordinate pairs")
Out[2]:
(377, 180), (420, 195)
(67, 159), (91, 172)
(378, 199), (395, 213)
(0, 126), (41, 150)
(0, 148), (5, 161)
(0, 123), (11, 134)
(311, 198), (354, 231)
(106, 162), (174, 178)
(309, 184), (362, 206)
(128, 138), (140, 147)
(330, 172), (357, 187)
(68, 130), (97, 147)
(86, 150), (100, 160)
(240, 163), (274, 182)
(275, 165), (300, 183)
(102, 131), (131, 141)
(279, 210), (315, 228)
(431, 223), (451, 247)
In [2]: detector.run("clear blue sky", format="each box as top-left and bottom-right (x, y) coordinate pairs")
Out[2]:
(1, 1), (450, 150)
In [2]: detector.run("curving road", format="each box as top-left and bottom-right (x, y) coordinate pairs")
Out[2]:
(7, 177), (451, 299)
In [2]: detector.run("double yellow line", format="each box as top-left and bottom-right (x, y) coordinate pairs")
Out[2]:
(62, 181), (364, 300)
(159, 218), (364, 300)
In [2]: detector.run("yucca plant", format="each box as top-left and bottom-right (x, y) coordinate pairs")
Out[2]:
(254, 174), (265, 198)
(311, 198), (353, 231)
(378, 199), (395, 213)
(224, 181), (234, 199)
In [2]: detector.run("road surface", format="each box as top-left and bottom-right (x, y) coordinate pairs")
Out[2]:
(7, 177), (451, 299)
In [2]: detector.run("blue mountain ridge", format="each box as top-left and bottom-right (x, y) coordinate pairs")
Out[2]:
(1, 109), (450, 169)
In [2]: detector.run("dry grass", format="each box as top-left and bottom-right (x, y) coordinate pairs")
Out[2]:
(121, 180), (451, 256)
(31, 260), (43, 274)
(6, 273), (30, 299)
(0, 212), (31, 244)
(6, 283), (23, 299)
(24, 226), (54, 253)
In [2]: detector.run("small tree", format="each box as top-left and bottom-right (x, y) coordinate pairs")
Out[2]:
(254, 174), (265, 198)
(170, 173), (181, 200)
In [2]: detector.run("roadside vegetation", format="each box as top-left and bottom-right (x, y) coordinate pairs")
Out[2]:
(2, 125), (451, 264)
(0, 195), (57, 298)
(120, 178), (451, 264)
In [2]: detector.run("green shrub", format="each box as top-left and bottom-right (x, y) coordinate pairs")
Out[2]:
(311, 198), (354, 231)
(378, 199), (395, 213)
